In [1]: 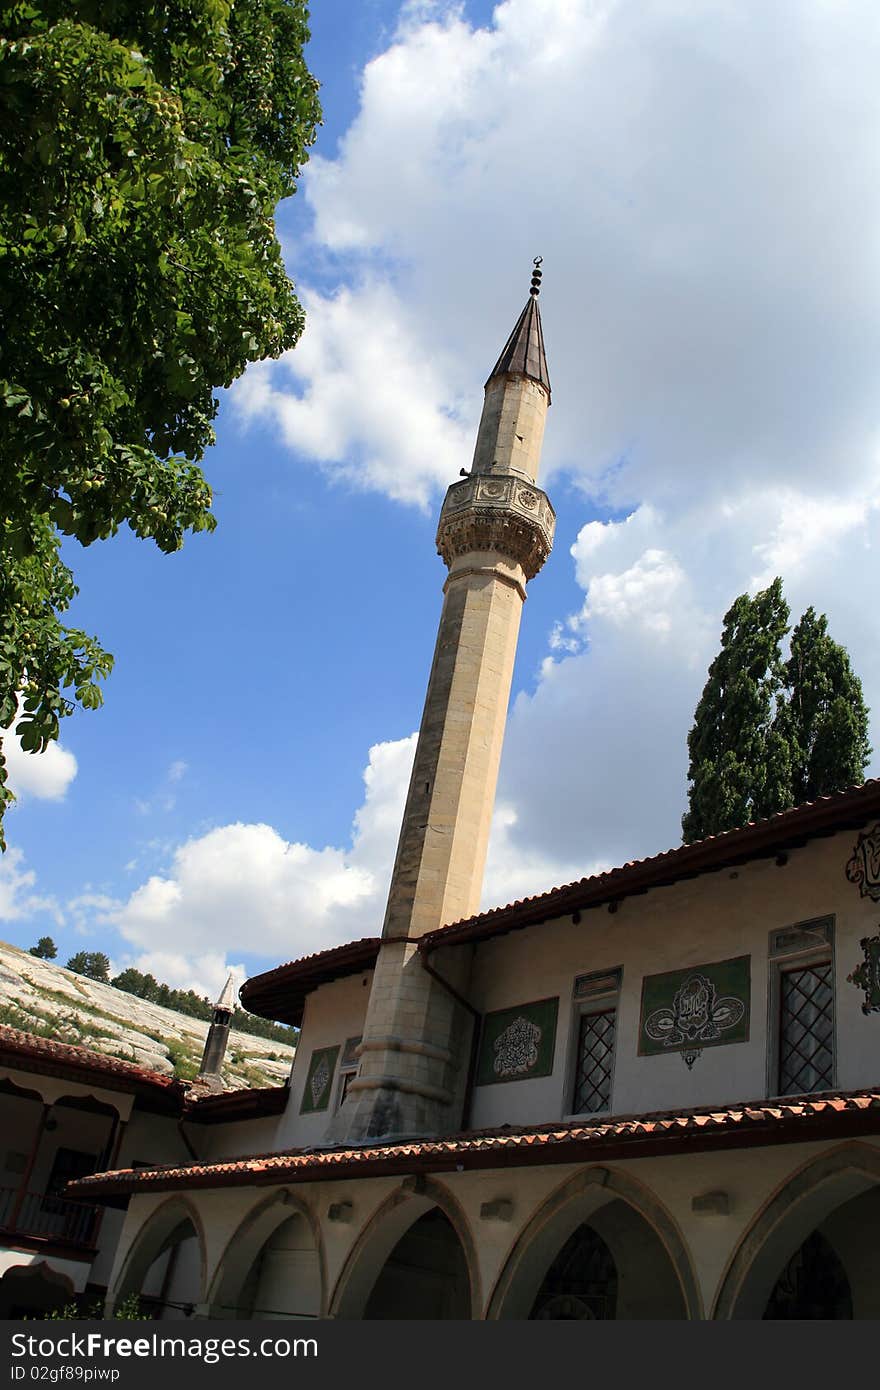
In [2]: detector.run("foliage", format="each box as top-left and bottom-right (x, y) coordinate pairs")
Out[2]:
(43, 1293), (143, 1320)
(0, 0), (321, 846)
(65, 949), (110, 980)
(164, 1036), (200, 1081)
(111, 964), (297, 1044)
(776, 607), (872, 804)
(683, 579), (871, 842)
(28, 934), (57, 958)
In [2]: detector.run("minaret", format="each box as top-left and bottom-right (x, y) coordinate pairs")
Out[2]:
(339, 261), (555, 1141)
(198, 974), (237, 1088)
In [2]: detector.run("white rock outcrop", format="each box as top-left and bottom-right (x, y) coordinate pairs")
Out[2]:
(0, 942), (295, 1089)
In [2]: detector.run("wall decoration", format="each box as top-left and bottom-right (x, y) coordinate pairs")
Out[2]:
(341, 1036), (362, 1068)
(573, 968), (622, 1001)
(848, 932), (880, 1015)
(845, 825), (880, 901)
(476, 998), (559, 1086)
(639, 956), (750, 1067)
(300, 1044), (340, 1114)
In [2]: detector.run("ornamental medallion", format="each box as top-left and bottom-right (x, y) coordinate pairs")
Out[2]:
(476, 997), (559, 1086)
(848, 932), (880, 1015)
(845, 825), (880, 902)
(639, 956), (750, 1063)
(310, 1056), (330, 1106)
(299, 1044), (340, 1114)
(493, 1016), (541, 1077)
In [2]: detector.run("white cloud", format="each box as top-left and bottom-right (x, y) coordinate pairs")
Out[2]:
(110, 737), (416, 984)
(234, 282), (473, 508)
(495, 485), (880, 871)
(118, 1), (880, 971)
(3, 727), (77, 802)
(239, 0), (880, 516)
(107, 725), (602, 985)
(0, 848), (61, 924)
(117, 951), (248, 1004)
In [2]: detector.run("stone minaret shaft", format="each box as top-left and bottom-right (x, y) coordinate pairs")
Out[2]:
(341, 264), (554, 1142)
(198, 974), (237, 1089)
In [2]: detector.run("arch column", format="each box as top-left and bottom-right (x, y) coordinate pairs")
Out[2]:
(487, 1166), (702, 1320)
(329, 1178), (482, 1320)
(206, 1189), (324, 1319)
(713, 1142), (880, 1319)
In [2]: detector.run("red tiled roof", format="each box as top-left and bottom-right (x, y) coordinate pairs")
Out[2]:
(68, 1088), (880, 1200)
(185, 1085), (289, 1125)
(0, 1026), (288, 1121)
(421, 778), (880, 951)
(0, 1025), (186, 1113)
(240, 938), (380, 1028)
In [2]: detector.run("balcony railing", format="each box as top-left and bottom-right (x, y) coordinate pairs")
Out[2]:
(0, 1185), (99, 1248)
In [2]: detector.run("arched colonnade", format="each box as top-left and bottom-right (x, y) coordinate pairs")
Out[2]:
(107, 1142), (880, 1320)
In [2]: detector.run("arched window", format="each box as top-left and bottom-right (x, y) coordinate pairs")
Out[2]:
(530, 1223), (617, 1320)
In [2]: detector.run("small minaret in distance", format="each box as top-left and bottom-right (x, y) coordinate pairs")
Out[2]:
(198, 974), (237, 1088)
(338, 260), (555, 1142)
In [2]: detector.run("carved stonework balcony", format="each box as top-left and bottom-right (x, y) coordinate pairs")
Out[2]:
(436, 474), (556, 580)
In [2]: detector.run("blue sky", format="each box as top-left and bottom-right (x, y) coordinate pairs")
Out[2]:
(4, 0), (880, 996)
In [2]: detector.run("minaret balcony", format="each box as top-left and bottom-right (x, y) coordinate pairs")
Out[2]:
(436, 474), (556, 580)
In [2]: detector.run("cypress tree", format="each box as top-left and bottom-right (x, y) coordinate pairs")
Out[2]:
(682, 579), (792, 843)
(683, 580), (871, 842)
(776, 607), (871, 803)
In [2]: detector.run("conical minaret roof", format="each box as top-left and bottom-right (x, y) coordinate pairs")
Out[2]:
(485, 259), (551, 401)
(215, 973), (237, 1012)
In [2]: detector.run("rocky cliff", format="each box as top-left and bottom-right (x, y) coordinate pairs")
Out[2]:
(0, 941), (295, 1089)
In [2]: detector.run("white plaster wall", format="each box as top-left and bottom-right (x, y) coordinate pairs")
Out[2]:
(463, 830), (880, 1130)
(88, 1112), (190, 1288)
(274, 972), (373, 1150)
(193, 1115), (286, 1162)
(0, 1066), (133, 1118)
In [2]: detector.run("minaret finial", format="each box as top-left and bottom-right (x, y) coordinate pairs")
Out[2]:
(530, 256), (543, 297)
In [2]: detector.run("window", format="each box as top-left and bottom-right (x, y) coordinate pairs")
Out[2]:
(769, 918), (835, 1096)
(336, 1035), (361, 1111)
(569, 969), (621, 1116)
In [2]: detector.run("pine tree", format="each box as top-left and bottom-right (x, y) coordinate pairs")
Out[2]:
(776, 608), (871, 803)
(66, 950), (110, 982)
(29, 936), (57, 959)
(683, 580), (871, 842)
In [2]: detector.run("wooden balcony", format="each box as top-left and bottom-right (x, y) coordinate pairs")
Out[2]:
(0, 1184), (99, 1251)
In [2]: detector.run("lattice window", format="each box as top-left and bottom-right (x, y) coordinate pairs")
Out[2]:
(778, 960), (834, 1094)
(572, 1008), (615, 1113)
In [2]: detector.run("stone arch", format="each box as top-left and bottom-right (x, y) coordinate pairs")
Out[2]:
(713, 1141), (880, 1319)
(111, 1195), (207, 1316)
(207, 1189), (325, 1319)
(487, 1165), (702, 1320)
(330, 1178), (482, 1319)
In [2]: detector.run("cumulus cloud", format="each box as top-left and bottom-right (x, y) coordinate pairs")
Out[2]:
(0, 848), (61, 924)
(241, 0), (880, 512)
(110, 738), (415, 987)
(124, 1), (880, 972)
(107, 727), (598, 989)
(234, 282), (473, 508)
(3, 727), (77, 802)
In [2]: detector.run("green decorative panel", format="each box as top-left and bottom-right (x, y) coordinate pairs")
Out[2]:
(638, 956), (750, 1058)
(476, 997), (559, 1086)
(300, 1044), (340, 1113)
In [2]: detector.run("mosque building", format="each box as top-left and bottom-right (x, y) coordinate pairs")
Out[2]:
(62, 265), (880, 1320)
